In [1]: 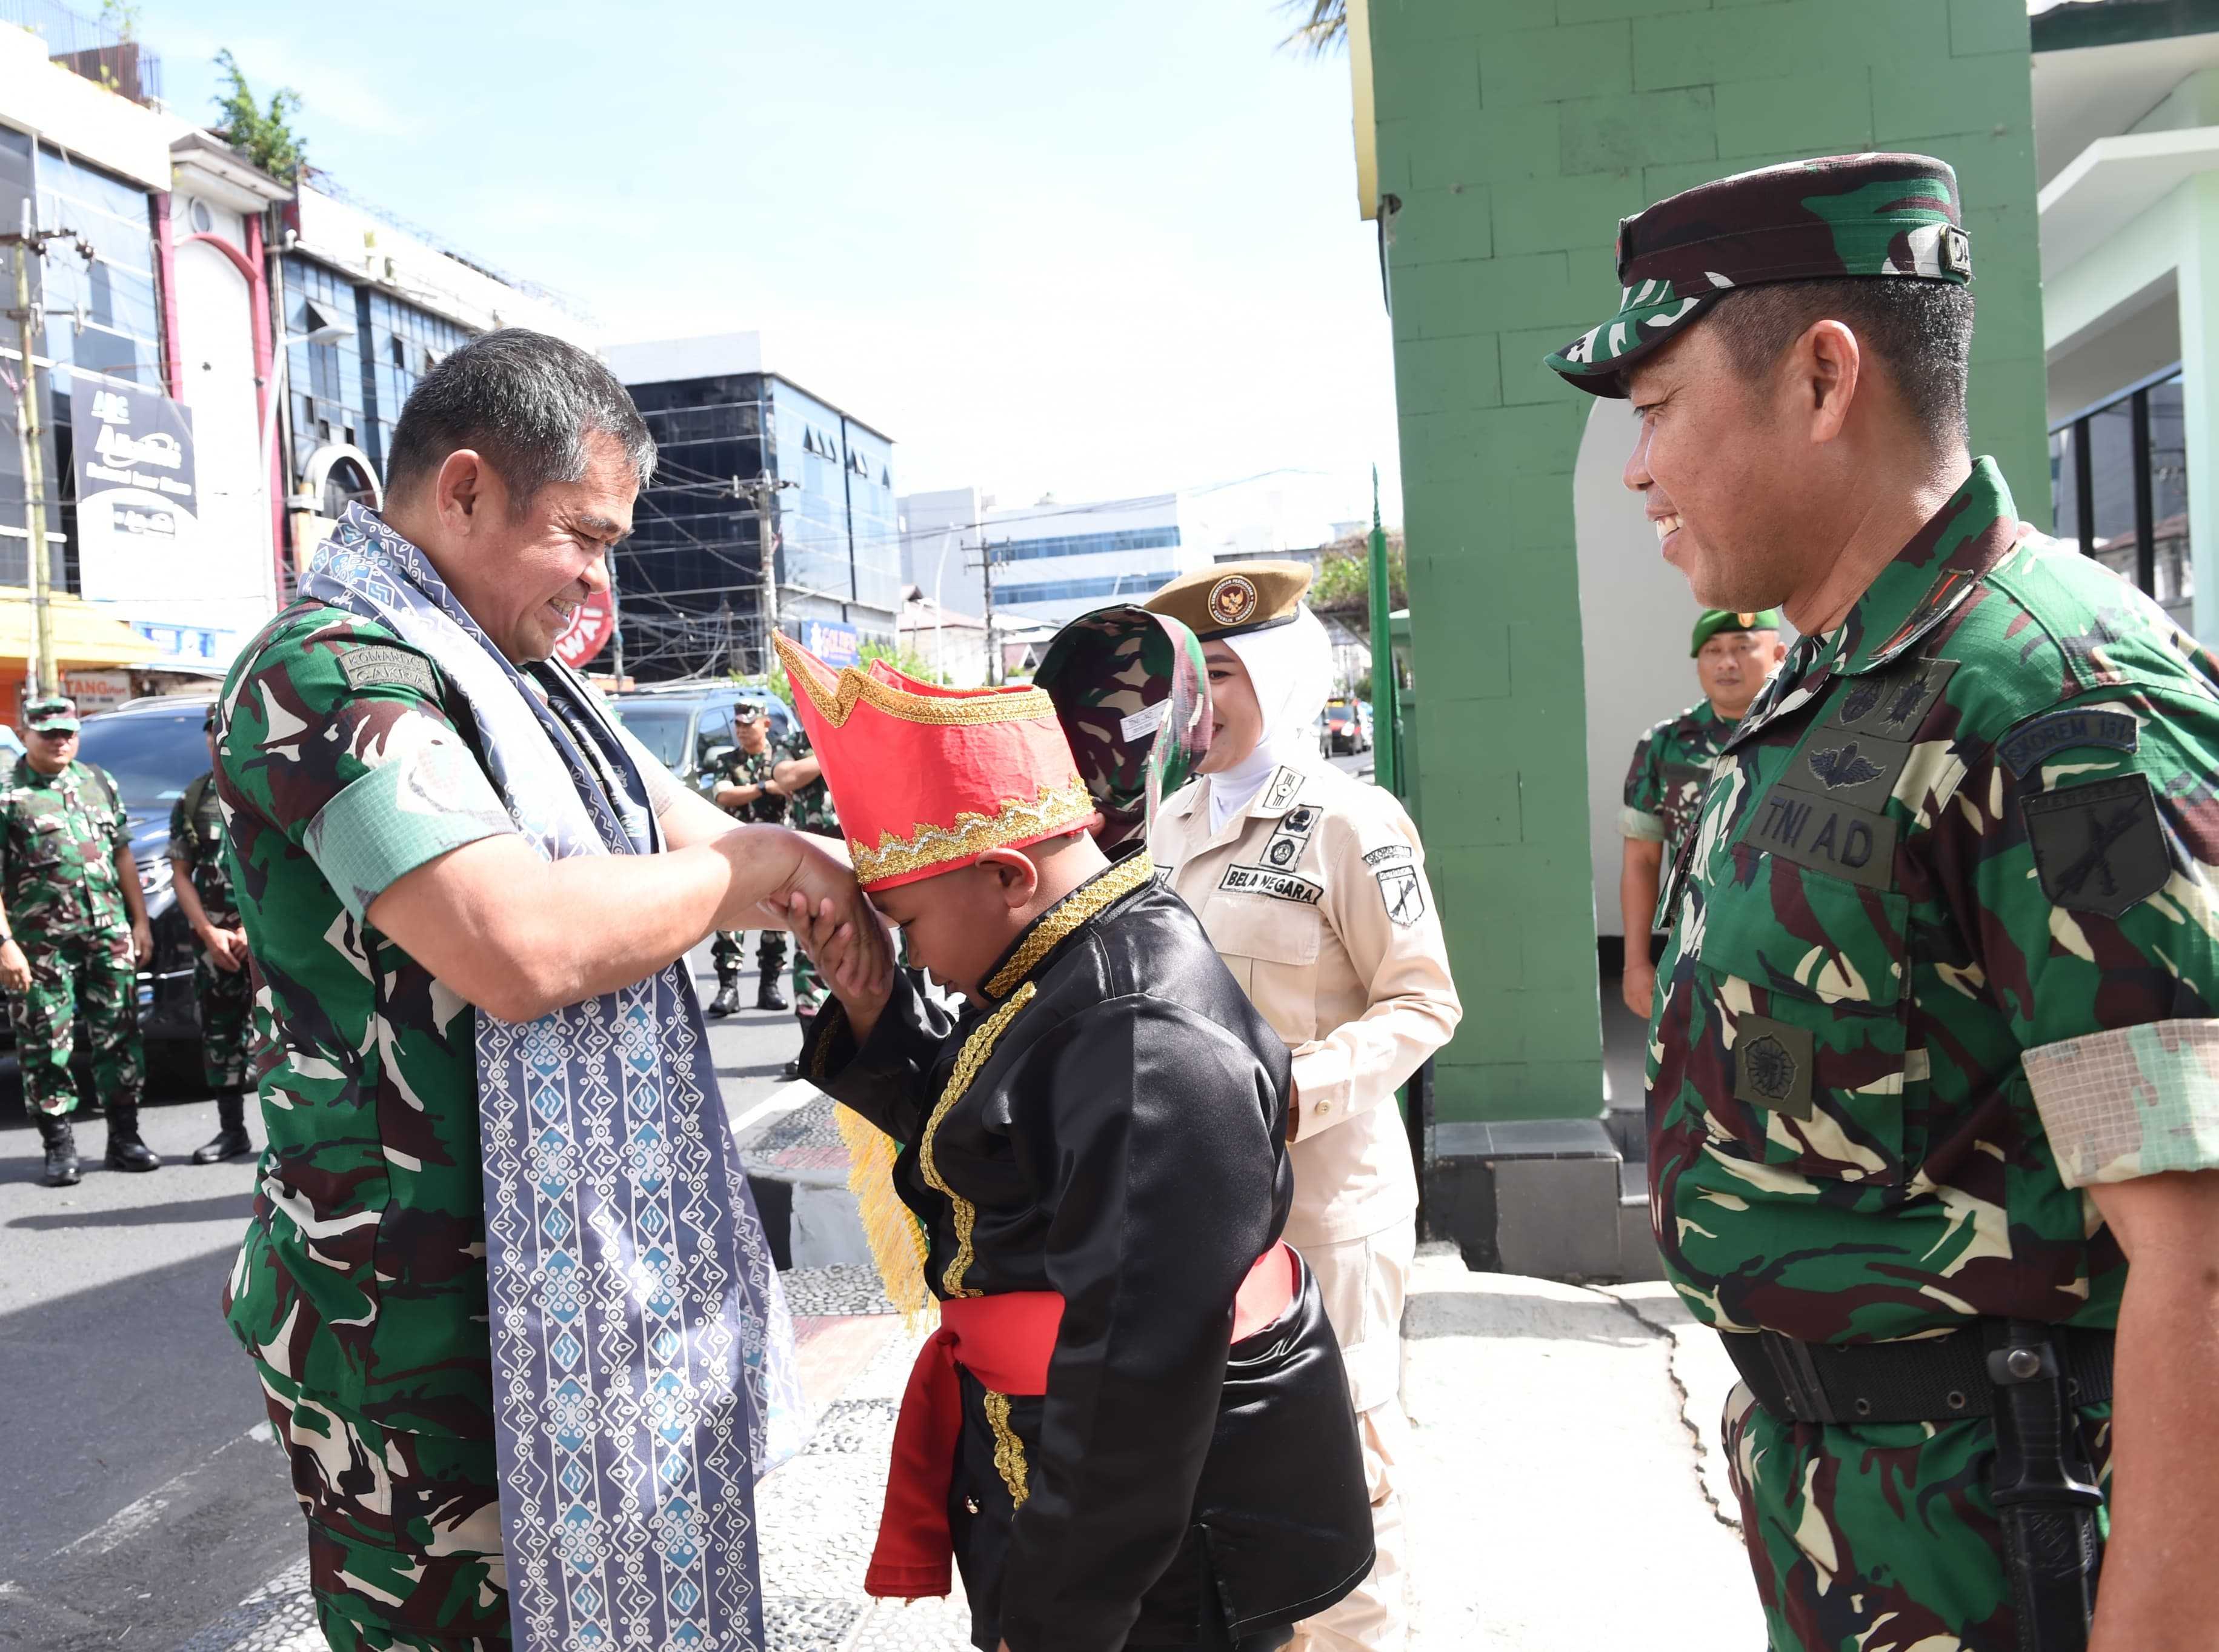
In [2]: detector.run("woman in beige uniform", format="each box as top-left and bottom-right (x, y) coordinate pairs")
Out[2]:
(1145, 561), (1461, 1652)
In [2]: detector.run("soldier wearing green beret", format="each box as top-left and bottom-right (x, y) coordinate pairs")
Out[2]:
(1552, 152), (2219, 1648)
(1616, 608), (1783, 1018)
(167, 702), (258, 1164)
(0, 694), (157, 1185)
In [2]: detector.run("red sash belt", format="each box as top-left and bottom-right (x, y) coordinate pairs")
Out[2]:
(863, 1239), (1299, 1599)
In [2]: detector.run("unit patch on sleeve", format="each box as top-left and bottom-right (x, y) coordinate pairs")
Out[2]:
(2021, 773), (2169, 919)
(338, 644), (439, 698)
(1375, 864), (1425, 927)
(1997, 708), (2140, 778)
(1220, 863), (1323, 905)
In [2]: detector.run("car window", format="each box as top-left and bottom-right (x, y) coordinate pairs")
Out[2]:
(611, 704), (691, 768)
(77, 707), (211, 817)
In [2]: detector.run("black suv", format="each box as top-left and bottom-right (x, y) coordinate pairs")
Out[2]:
(73, 694), (219, 1081)
(611, 681), (798, 794)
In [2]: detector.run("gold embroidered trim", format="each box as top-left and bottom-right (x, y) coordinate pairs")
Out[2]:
(836, 1104), (935, 1328)
(852, 779), (1095, 887)
(776, 631), (1057, 728)
(984, 1390), (1030, 1506)
(983, 852), (1154, 1002)
(919, 982), (1037, 1298)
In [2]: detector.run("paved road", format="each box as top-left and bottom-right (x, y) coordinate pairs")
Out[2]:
(0, 942), (805, 1652)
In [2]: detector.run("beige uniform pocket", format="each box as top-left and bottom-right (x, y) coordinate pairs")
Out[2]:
(1203, 894), (1323, 1045)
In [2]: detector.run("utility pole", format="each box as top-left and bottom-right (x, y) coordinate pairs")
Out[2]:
(972, 537), (1003, 684)
(734, 470), (796, 676)
(4, 220), (93, 703)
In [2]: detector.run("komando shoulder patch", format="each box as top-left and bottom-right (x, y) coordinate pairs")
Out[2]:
(1997, 708), (2140, 778)
(1376, 864), (1425, 927)
(338, 643), (439, 698)
(2021, 773), (2169, 919)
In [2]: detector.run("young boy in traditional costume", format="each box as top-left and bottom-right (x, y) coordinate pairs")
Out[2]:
(768, 632), (1374, 1652)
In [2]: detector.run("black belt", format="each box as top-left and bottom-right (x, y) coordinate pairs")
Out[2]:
(1723, 1322), (2114, 1425)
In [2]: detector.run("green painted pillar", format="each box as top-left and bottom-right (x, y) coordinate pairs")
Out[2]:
(1366, 0), (2046, 1125)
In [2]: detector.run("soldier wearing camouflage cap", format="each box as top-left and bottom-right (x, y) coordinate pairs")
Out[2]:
(166, 701), (257, 1165)
(1616, 608), (1784, 1020)
(704, 698), (791, 1016)
(1554, 153), (2219, 1647)
(0, 694), (158, 1185)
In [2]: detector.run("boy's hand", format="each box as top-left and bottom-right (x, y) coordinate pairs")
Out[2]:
(775, 890), (893, 1044)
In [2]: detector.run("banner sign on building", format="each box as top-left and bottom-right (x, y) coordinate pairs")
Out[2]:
(71, 379), (200, 605)
(555, 587), (617, 669)
(800, 618), (860, 667)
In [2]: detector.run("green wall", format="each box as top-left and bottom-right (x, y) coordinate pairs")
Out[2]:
(1368, 0), (2046, 1124)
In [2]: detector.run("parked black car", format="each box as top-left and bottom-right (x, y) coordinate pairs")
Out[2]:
(73, 694), (219, 1084)
(610, 680), (798, 796)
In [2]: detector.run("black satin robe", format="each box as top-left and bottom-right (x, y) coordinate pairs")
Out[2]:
(803, 860), (1373, 1652)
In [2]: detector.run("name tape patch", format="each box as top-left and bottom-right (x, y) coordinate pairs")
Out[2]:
(339, 644), (437, 698)
(1220, 862), (1323, 905)
(1744, 781), (1898, 889)
(1998, 709), (2140, 778)
(1119, 699), (1170, 744)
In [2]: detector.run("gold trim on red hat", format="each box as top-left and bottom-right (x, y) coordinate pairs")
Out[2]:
(852, 776), (1096, 886)
(776, 633), (1056, 729)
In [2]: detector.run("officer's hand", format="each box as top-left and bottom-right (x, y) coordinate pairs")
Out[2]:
(1620, 961), (1657, 1020)
(0, 939), (28, 994)
(201, 925), (247, 973)
(131, 918), (153, 966)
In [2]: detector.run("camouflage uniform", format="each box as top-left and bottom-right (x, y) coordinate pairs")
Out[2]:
(218, 603), (521, 1649)
(777, 725), (838, 1021)
(1552, 156), (2219, 1649)
(0, 751), (145, 1120)
(168, 770), (253, 1091)
(707, 738), (788, 1002)
(1619, 699), (1729, 902)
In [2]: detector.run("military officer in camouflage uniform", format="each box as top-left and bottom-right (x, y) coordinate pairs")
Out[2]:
(0, 694), (157, 1186)
(168, 702), (256, 1164)
(705, 699), (788, 1016)
(773, 723), (837, 1071)
(1617, 608), (1784, 1017)
(1550, 153), (2219, 1648)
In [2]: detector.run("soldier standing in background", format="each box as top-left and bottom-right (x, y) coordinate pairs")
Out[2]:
(0, 694), (157, 1187)
(168, 703), (257, 1164)
(1146, 562), (1462, 1652)
(772, 722), (837, 1076)
(705, 698), (789, 1017)
(1616, 608), (1783, 1018)
(1549, 152), (2219, 1647)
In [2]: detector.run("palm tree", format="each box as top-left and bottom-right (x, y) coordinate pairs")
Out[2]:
(1278, 0), (1346, 56)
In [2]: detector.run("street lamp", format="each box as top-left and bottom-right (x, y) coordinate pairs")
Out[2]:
(258, 317), (356, 611)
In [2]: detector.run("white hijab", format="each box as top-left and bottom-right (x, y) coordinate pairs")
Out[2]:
(1206, 604), (1336, 834)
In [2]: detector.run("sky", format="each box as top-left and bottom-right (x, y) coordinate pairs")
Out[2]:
(150, 1), (1404, 530)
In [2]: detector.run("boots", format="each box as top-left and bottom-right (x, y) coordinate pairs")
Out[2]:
(708, 976), (741, 1018)
(35, 1113), (79, 1188)
(192, 1091), (255, 1165)
(756, 971), (789, 1013)
(103, 1100), (161, 1173)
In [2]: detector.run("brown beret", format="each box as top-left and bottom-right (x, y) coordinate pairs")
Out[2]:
(1144, 559), (1314, 641)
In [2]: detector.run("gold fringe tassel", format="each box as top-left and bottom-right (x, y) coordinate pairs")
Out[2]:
(835, 1104), (936, 1329)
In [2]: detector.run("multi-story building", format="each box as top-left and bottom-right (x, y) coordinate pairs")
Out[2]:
(608, 334), (900, 681)
(897, 485), (989, 619)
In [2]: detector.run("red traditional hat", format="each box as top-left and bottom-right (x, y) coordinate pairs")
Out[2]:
(773, 632), (1095, 890)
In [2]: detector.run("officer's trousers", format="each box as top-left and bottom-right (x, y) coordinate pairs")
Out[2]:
(9, 928), (142, 1117)
(1289, 1220), (1414, 1652)
(196, 939), (255, 1091)
(1722, 1379), (2113, 1651)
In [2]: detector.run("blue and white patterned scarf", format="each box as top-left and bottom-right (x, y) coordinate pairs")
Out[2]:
(305, 502), (804, 1652)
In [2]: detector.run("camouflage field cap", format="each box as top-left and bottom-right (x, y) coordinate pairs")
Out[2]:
(1690, 608), (1782, 657)
(1546, 153), (1971, 397)
(1146, 559), (1313, 641)
(24, 694), (79, 733)
(731, 698), (767, 722)
(1036, 604), (1210, 852)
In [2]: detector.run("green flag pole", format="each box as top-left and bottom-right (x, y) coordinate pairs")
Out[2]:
(1366, 465), (1397, 796)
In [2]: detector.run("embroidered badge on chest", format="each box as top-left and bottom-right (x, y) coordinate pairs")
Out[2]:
(1262, 802), (1322, 870)
(1259, 767), (1304, 813)
(2021, 774), (2169, 918)
(1220, 862), (1323, 905)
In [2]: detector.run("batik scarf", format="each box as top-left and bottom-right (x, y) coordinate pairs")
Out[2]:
(305, 502), (805, 1652)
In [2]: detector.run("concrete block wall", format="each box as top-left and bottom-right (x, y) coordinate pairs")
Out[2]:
(1369, 0), (2047, 1127)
